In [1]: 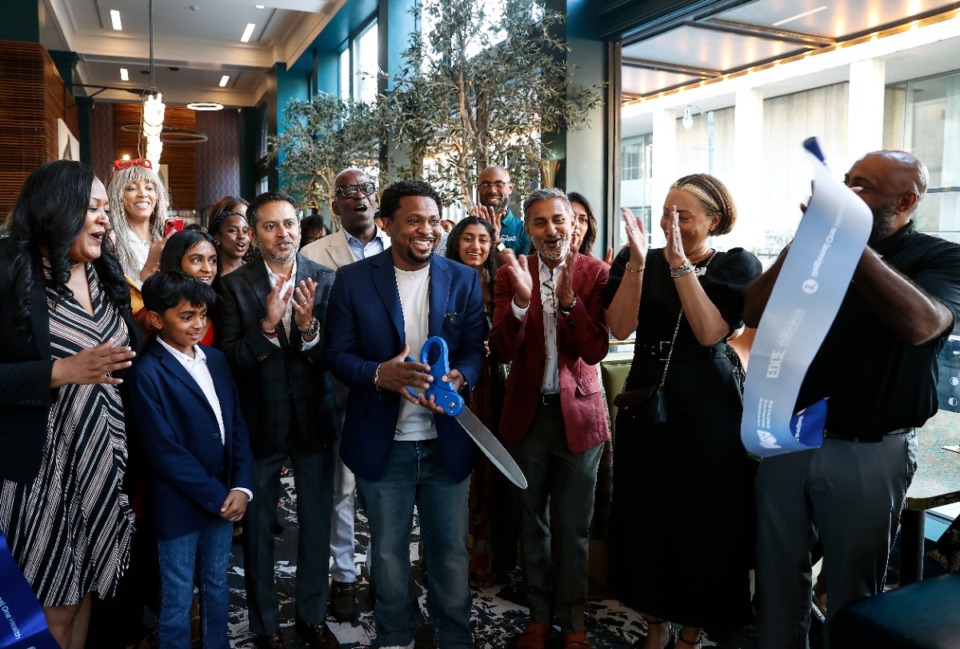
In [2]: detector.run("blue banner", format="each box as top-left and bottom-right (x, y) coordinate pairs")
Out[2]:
(740, 140), (873, 457)
(0, 533), (58, 649)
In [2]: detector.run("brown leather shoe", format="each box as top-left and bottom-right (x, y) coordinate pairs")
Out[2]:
(562, 629), (591, 649)
(516, 621), (550, 649)
(295, 619), (341, 649)
(252, 633), (286, 649)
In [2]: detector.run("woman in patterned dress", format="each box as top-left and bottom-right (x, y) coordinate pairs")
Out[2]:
(0, 160), (140, 647)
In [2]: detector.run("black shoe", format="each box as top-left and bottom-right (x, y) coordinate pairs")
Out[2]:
(252, 633), (286, 649)
(329, 580), (359, 623)
(295, 619), (341, 649)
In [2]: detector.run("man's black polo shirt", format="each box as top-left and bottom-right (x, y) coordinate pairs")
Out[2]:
(796, 221), (960, 440)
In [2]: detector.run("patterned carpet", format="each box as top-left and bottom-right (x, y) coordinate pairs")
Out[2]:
(225, 468), (756, 648)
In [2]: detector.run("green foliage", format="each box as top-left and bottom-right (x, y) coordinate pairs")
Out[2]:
(386, 0), (601, 209)
(267, 93), (383, 215)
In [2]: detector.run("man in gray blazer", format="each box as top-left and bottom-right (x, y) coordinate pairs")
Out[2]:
(217, 191), (340, 649)
(302, 167), (389, 622)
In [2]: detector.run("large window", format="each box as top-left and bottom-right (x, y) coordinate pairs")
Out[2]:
(337, 19), (379, 104)
(886, 71), (960, 245)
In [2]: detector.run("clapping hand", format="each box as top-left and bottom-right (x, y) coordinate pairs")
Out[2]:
(662, 205), (686, 268)
(263, 274), (293, 332)
(500, 249), (534, 309)
(291, 277), (318, 331)
(555, 247), (577, 310)
(472, 204), (503, 242)
(622, 207), (648, 270)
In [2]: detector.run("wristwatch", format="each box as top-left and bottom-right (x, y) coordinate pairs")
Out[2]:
(299, 317), (320, 339)
(558, 295), (578, 315)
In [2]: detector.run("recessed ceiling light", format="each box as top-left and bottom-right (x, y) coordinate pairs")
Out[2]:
(240, 23), (256, 43)
(110, 9), (122, 31)
(256, 4), (265, 8)
(187, 102), (225, 111)
(120, 67), (129, 81)
(219, 75), (230, 87)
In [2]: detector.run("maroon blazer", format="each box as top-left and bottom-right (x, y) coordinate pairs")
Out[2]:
(489, 252), (612, 453)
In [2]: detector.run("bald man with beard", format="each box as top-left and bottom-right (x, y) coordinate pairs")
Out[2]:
(743, 150), (960, 649)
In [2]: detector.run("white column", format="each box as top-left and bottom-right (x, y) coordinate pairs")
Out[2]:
(734, 88), (764, 252)
(651, 108), (677, 247)
(847, 59), (886, 160)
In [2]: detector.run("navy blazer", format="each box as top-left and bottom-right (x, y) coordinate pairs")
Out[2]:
(0, 238), (140, 482)
(215, 255), (338, 457)
(128, 341), (254, 540)
(325, 250), (487, 483)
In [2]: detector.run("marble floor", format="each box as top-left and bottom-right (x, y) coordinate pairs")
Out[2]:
(224, 469), (755, 649)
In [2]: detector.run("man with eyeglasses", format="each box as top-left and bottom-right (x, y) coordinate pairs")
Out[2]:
(302, 167), (389, 624)
(475, 165), (531, 256)
(489, 188), (611, 649)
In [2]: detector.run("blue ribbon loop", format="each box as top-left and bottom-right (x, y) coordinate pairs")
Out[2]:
(741, 138), (872, 457)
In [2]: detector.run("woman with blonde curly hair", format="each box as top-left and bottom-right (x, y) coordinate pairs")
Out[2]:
(106, 158), (172, 287)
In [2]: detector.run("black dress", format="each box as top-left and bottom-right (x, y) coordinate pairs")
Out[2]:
(602, 247), (761, 629)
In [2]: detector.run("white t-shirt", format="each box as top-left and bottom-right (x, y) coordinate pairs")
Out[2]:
(393, 264), (436, 441)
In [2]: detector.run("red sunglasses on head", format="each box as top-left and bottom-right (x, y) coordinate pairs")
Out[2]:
(112, 158), (152, 170)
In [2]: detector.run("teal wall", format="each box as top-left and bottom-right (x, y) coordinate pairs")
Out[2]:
(0, 0), (39, 41)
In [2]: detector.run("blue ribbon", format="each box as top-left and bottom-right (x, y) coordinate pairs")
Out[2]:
(0, 532), (59, 649)
(740, 139), (873, 457)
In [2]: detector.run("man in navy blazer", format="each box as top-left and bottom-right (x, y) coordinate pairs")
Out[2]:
(325, 180), (486, 649)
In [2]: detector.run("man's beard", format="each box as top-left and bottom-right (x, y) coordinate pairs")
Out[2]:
(870, 200), (897, 242)
(261, 238), (297, 264)
(535, 235), (570, 262)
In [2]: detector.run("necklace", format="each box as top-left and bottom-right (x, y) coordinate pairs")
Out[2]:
(694, 249), (717, 277)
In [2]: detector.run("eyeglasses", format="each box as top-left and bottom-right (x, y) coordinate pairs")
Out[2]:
(478, 181), (508, 190)
(335, 182), (376, 198)
(112, 158), (153, 171)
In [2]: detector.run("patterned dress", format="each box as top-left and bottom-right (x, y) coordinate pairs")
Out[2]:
(0, 263), (136, 606)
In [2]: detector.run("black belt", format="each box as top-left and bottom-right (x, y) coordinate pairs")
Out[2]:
(635, 342), (722, 362)
(539, 392), (561, 406)
(823, 427), (912, 443)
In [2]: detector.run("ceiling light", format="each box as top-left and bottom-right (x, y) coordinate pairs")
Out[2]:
(256, 4), (265, 7)
(219, 75), (230, 87)
(682, 106), (694, 130)
(187, 102), (225, 111)
(240, 23), (256, 43)
(773, 6), (828, 27)
(120, 67), (129, 81)
(110, 9), (122, 31)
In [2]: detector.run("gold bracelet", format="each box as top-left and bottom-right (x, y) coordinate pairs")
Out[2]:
(624, 262), (644, 273)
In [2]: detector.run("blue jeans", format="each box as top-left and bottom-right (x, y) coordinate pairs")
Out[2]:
(356, 439), (473, 649)
(157, 517), (233, 649)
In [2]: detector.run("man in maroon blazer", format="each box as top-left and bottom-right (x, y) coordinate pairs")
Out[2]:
(489, 188), (611, 649)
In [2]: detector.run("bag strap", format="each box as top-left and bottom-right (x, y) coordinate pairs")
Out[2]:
(658, 308), (683, 388)
(659, 250), (716, 386)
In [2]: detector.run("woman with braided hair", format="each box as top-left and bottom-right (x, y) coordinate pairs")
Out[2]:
(603, 174), (761, 649)
(207, 195), (250, 277)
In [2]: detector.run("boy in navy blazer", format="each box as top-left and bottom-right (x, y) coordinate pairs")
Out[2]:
(129, 271), (253, 649)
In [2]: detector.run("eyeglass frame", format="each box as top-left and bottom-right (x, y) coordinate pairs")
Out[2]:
(335, 182), (377, 198)
(478, 181), (508, 190)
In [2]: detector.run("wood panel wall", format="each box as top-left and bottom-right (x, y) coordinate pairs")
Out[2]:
(113, 103), (198, 210)
(0, 40), (79, 219)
